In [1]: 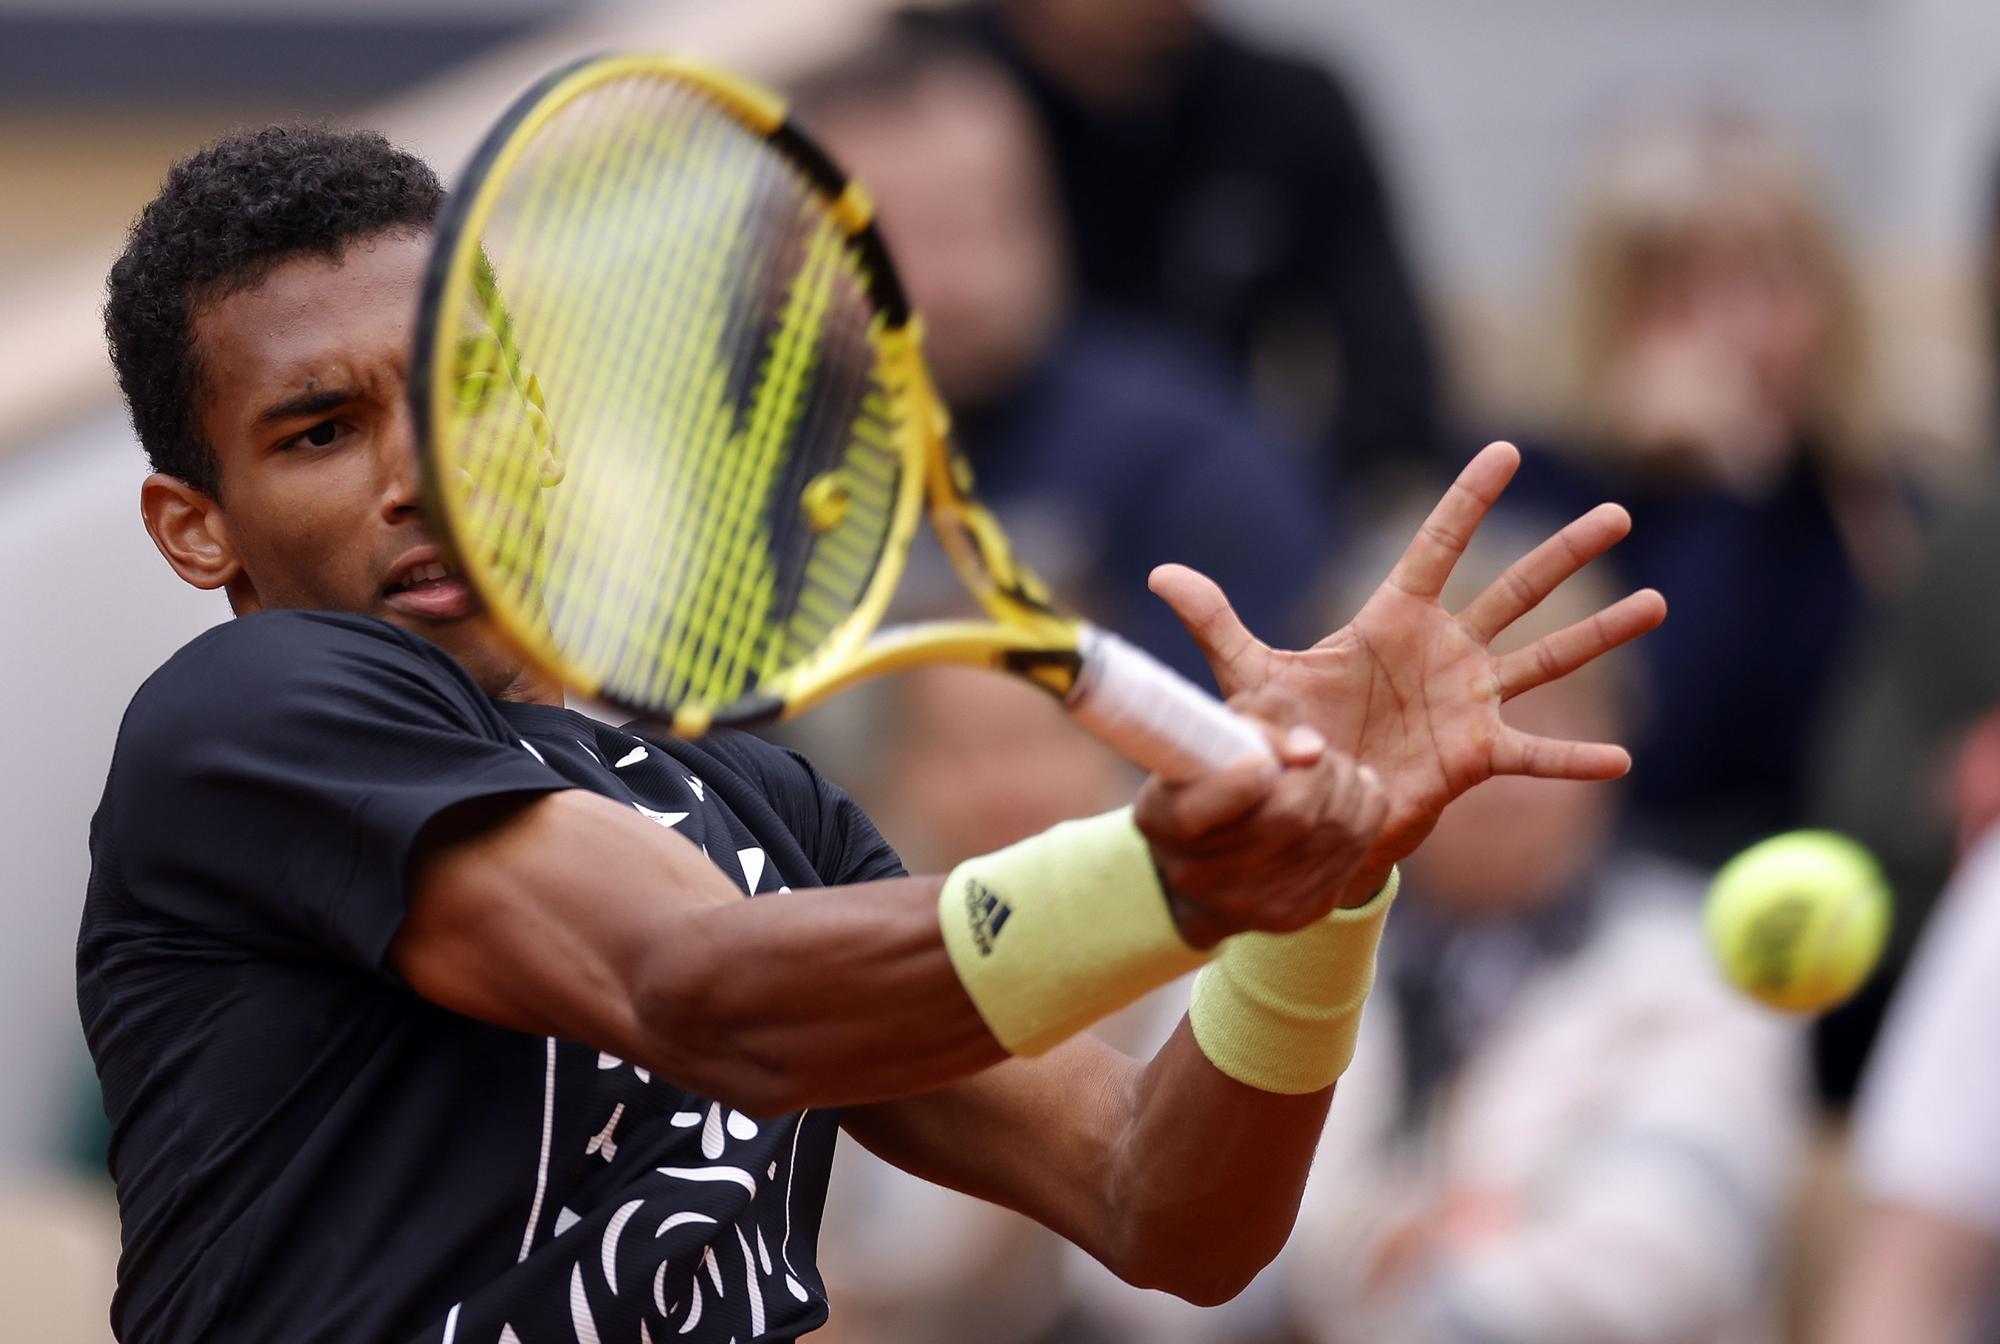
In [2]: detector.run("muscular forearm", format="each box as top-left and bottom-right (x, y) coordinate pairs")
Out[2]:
(400, 790), (1005, 1115)
(654, 873), (1008, 1113)
(845, 1014), (1332, 1307)
(1110, 1018), (1332, 1301)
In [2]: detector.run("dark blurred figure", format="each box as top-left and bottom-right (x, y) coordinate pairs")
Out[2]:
(1501, 114), (1917, 873)
(795, 36), (1327, 680)
(1805, 148), (2000, 1100)
(904, 0), (1443, 483)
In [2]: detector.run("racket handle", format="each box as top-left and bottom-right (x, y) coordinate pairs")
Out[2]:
(1065, 626), (1275, 782)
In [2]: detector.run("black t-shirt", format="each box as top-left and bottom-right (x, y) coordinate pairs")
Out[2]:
(77, 611), (904, 1344)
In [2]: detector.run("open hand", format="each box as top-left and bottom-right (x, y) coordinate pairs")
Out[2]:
(1149, 442), (1667, 905)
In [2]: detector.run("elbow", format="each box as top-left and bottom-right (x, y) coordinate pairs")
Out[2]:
(1111, 1218), (1285, 1308)
(1125, 1254), (1269, 1309)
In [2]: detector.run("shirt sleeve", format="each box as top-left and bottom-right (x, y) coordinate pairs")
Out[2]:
(107, 611), (571, 969)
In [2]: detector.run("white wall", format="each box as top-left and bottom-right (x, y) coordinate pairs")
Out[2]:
(0, 415), (224, 1171)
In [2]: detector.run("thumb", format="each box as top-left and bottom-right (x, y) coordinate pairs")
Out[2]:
(1148, 563), (1265, 692)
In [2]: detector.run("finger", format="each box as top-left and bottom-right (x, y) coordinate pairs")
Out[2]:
(1387, 441), (1521, 601)
(1149, 564), (1270, 689)
(1135, 754), (1280, 841)
(1278, 724), (1327, 766)
(1458, 502), (1632, 643)
(1178, 754), (1330, 857)
(1492, 588), (1667, 700)
(1491, 730), (1632, 781)
(1222, 692), (1324, 766)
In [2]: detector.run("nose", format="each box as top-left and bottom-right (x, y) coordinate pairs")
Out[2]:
(378, 399), (424, 522)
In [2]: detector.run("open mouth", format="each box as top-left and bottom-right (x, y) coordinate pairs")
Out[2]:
(383, 553), (476, 621)
(385, 559), (455, 597)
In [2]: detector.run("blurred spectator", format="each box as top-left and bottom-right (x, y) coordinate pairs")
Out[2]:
(1504, 113), (1919, 870)
(0, 1178), (120, 1344)
(794, 35), (1328, 680)
(1806, 473), (2000, 1097)
(903, 0), (1442, 484)
(1817, 796), (2000, 1343)
(1806, 150), (2000, 1101)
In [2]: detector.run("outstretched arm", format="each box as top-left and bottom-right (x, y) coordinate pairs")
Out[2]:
(392, 715), (1373, 1118)
(849, 443), (1664, 1302)
(844, 972), (1351, 1307)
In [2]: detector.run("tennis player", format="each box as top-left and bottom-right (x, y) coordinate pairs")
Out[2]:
(81, 126), (1661, 1344)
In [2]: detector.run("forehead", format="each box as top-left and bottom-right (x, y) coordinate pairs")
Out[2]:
(193, 230), (429, 410)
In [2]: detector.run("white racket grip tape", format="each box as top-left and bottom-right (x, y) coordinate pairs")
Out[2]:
(1065, 626), (1274, 781)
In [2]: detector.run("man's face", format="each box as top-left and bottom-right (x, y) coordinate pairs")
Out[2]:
(183, 230), (536, 696)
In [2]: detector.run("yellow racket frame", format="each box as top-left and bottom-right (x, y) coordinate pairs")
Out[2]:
(423, 54), (1086, 738)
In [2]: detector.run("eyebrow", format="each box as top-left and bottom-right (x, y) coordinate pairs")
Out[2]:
(253, 385), (360, 426)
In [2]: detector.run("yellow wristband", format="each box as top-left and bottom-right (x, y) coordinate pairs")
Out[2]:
(939, 807), (1213, 1056)
(1189, 868), (1400, 1094)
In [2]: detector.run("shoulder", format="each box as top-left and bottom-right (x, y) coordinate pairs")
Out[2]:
(1193, 29), (1376, 162)
(1202, 29), (1363, 118)
(136, 610), (460, 699)
(119, 611), (497, 764)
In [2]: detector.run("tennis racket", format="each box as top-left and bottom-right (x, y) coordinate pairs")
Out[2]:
(411, 54), (1272, 781)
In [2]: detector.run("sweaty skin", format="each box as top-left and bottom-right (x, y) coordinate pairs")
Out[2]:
(137, 230), (1660, 1303)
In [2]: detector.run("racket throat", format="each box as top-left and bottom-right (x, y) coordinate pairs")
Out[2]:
(1002, 647), (1086, 699)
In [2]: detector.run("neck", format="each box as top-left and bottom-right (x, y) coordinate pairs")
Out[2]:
(488, 660), (565, 707)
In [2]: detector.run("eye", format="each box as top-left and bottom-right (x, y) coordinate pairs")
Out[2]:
(281, 420), (349, 452)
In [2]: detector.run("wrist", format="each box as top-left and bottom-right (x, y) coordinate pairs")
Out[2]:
(1189, 866), (1399, 1094)
(939, 807), (1215, 1056)
(1337, 858), (1399, 910)
(1162, 884), (1233, 951)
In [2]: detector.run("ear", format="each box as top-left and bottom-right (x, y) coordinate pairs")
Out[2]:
(140, 472), (243, 592)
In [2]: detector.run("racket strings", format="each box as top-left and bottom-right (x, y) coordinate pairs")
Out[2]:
(638, 156), (806, 703)
(558, 83), (755, 682)
(438, 67), (911, 714)
(675, 218), (846, 703)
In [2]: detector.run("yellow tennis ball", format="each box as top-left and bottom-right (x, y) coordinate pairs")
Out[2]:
(1705, 831), (1891, 1014)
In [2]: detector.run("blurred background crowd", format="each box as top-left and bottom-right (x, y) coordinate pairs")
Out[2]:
(6, 0), (2000, 1339)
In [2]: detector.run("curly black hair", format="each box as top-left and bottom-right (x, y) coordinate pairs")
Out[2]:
(104, 123), (444, 495)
